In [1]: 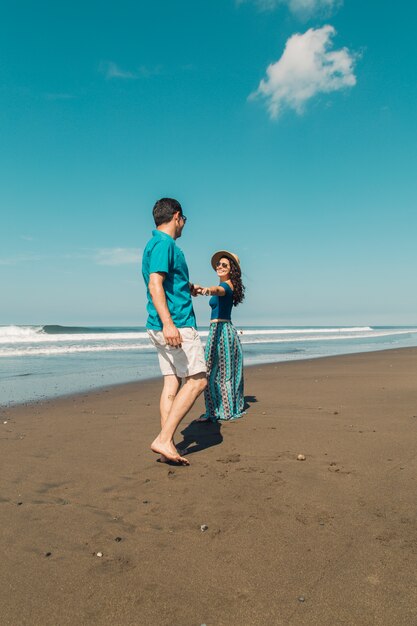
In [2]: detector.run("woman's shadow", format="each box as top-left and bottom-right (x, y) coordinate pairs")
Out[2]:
(176, 395), (258, 457)
(177, 420), (223, 457)
(243, 395), (257, 411)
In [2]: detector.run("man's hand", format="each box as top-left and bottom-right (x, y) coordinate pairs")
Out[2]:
(163, 320), (182, 348)
(149, 273), (182, 346)
(190, 283), (201, 297)
(191, 284), (204, 296)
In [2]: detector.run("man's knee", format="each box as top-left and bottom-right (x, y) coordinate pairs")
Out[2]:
(163, 375), (181, 392)
(187, 372), (207, 394)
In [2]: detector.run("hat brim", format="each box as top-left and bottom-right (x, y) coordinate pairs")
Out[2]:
(211, 250), (241, 272)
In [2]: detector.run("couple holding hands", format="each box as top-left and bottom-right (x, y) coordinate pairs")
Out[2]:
(142, 198), (245, 465)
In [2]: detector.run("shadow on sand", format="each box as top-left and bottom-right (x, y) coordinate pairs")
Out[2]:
(175, 395), (257, 458)
(177, 420), (223, 457)
(243, 394), (258, 411)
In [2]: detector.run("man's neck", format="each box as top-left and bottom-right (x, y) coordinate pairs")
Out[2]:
(157, 223), (177, 240)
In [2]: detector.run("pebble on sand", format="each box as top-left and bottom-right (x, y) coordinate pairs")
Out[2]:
(297, 454), (306, 461)
(96, 552), (103, 557)
(200, 525), (209, 532)
(298, 596), (306, 602)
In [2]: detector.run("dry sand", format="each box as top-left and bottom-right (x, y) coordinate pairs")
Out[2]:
(1, 348), (417, 626)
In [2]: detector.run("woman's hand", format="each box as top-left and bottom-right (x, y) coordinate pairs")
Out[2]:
(191, 285), (213, 296)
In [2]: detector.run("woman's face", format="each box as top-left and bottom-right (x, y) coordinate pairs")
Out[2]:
(215, 257), (231, 281)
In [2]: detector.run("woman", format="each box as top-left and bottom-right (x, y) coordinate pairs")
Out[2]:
(197, 251), (245, 422)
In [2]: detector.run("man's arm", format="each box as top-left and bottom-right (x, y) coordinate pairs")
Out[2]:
(148, 272), (182, 347)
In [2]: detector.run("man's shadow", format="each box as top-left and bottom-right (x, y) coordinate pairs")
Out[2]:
(177, 420), (223, 457)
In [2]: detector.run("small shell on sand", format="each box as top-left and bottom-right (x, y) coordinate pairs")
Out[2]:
(297, 454), (306, 461)
(96, 552), (103, 557)
(200, 525), (209, 532)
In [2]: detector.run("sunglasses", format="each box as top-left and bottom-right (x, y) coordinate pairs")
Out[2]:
(181, 214), (187, 223)
(216, 261), (230, 269)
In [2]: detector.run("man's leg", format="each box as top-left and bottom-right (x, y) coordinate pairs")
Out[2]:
(151, 372), (207, 464)
(158, 374), (181, 463)
(160, 374), (182, 429)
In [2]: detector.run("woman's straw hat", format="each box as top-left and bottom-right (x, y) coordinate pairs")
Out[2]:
(211, 250), (241, 272)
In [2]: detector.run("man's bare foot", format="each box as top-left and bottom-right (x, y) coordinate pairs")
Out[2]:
(151, 438), (190, 465)
(157, 445), (184, 463)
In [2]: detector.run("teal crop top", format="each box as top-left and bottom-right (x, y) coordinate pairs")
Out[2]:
(209, 282), (234, 320)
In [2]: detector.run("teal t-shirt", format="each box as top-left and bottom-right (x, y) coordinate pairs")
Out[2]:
(142, 230), (197, 330)
(209, 282), (234, 320)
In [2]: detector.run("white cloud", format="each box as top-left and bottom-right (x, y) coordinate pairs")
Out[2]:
(0, 249), (141, 267)
(99, 61), (162, 80)
(0, 254), (42, 266)
(99, 61), (137, 80)
(289, 0), (341, 16)
(93, 248), (140, 266)
(238, 0), (341, 17)
(250, 25), (357, 118)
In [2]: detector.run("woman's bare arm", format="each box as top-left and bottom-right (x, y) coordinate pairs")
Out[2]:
(201, 285), (226, 296)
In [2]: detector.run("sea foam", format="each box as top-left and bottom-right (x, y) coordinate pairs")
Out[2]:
(1, 325), (416, 358)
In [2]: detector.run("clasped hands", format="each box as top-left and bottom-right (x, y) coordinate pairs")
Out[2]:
(191, 284), (210, 297)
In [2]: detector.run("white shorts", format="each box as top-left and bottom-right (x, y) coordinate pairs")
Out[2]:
(147, 327), (207, 378)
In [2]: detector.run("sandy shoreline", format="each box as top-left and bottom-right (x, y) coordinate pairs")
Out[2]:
(1, 348), (417, 625)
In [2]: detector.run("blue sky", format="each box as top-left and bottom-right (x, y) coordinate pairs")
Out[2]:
(1, 0), (416, 326)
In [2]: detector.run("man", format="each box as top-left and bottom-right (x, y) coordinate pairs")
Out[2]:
(142, 198), (207, 465)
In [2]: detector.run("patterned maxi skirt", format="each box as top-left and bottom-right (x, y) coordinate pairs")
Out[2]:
(201, 321), (245, 421)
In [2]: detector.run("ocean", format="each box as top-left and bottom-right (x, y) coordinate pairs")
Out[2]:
(1, 324), (417, 406)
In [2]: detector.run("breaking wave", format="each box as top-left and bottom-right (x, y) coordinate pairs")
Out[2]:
(1, 324), (417, 358)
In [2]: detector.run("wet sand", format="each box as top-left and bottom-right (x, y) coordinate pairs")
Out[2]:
(1, 348), (417, 625)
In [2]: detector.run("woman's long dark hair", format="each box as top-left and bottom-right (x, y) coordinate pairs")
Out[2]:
(226, 256), (245, 307)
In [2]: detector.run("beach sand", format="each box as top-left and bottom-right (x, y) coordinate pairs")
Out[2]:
(1, 348), (417, 626)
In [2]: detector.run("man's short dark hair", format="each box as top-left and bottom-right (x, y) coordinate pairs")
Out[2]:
(153, 198), (183, 226)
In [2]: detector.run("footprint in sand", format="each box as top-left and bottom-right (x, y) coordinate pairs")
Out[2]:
(217, 454), (241, 464)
